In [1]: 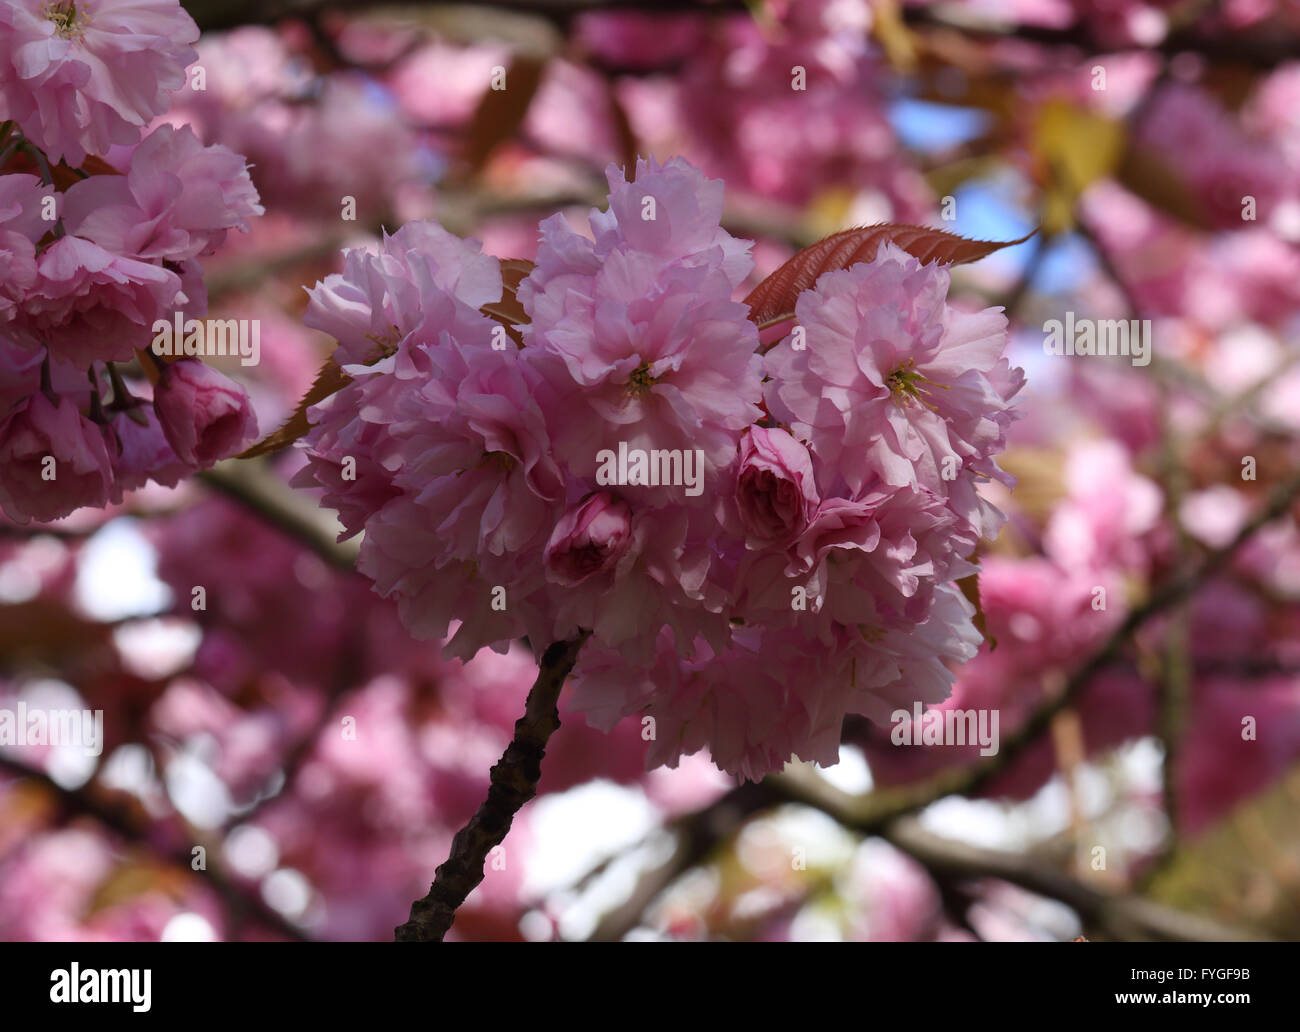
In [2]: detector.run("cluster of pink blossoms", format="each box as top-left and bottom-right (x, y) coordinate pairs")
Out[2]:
(0, 0), (264, 524)
(297, 156), (1024, 779)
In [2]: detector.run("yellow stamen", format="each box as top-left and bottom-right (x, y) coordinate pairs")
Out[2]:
(479, 450), (517, 474)
(625, 361), (659, 398)
(363, 325), (403, 363)
(886, 358), (949, 413)
(43, 2), (88, 39)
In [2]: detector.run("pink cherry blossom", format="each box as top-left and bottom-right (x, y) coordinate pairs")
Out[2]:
(764, 243), (1023, 540)
(152, 358), (258, 468)
(303, 221), (503, 366)
(107, 402), (192, 499)
(544, 492), (634, 586)
(0, 174), (48, 323)
(520, 158), (763, 494)
(12, 234), (183, 365)
(61, 123), (263, 262)
(1136, 84), (1289, 229)
(731, 426), (820, 545)
(0, 336), (43, 413)
(0, 391), (114, 523)
(0, 0), (199, 165)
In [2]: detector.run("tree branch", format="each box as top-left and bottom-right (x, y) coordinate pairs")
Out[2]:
(198, 460), (359, 571)
(902, 5), (1300, 69)
(766, 460), (1300, 833)
(881, 816), (1271, 941)
(585, 780), (772, 941)
(395, 632), (589, 941)
(183, 0), (744, 33)
(0, 755), (311, 941)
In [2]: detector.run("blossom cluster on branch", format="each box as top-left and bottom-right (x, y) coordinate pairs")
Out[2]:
(295, 156), (1024, 779)
(1, 0), (1299, 945)
(0, 0), (263, 524)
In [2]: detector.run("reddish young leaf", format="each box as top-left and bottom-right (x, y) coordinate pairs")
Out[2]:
(460, 56), (547, 175)
(238, 358), (352, 459)
(77, 154), (123, 178)
(744, 224), (1035, 333)
(480, 257), (536, 348)
(957, 570), (996, 651)
(0, 150), (123, 190)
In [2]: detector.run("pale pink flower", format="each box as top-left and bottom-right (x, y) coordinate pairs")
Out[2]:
(107, 403), (192, 500)
(764, 243), (1022, 539)
(0, 0), (199, 165)
(289, 371), (405, 541)
(0, 336), (43, 414)
(344, 338), (566, 657)
(14, 234), (183, 365)
(570, 581), (981, 780)
(62, 123), (263, 261)
(520, 158), (763, 493)
(292, 157), (1014, 778)
(1246, 62), (1300, 166)
(731, 426), (819, 545)
(587, 156), (754, 284)
(571, 627), (845, 780)
(787, 485), (978, 629)
(831, 582), (984, 726)
(539, 503), (731, 666)
(387, 338), (564, 563)
(673, 2), (930, 216)
(0, 174), (52, 323)
(1137, 84), (1289, 229)
(0, 233), (37, 324)
(304, 221), (503, 366)
(1042, 441), (1162, 574)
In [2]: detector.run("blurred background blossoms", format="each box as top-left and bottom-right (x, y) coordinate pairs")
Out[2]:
(2, 0), (1300, 942)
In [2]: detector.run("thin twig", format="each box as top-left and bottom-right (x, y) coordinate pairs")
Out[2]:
(767, 461), (1300, 831)
(198, 460), (359, 571)
(882, 816), (1272, 941)
(0, 755), (311, 941)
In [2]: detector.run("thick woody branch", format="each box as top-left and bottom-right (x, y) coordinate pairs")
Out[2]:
(395, 633), (589, 941)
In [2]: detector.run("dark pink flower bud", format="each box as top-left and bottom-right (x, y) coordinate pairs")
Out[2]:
(544, 492), (633, 585)
(735, 426), (819, 543)
(153, 359), (258, 468)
